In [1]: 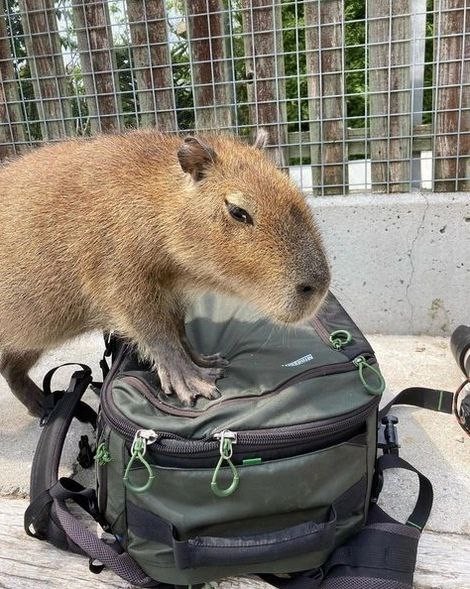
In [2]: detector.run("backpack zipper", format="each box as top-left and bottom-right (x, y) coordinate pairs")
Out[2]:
(310, 316), (334, 347)
(116, 353), (379, 419)
(96, 425), (111, 513)
(101, 375), (379, 455)
(102, 392), (378, 496)
(101, 356), (380, 495)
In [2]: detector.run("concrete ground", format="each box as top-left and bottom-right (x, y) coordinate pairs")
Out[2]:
(0, 333), (469, 588)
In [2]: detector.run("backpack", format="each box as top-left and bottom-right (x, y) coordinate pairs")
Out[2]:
(24, 292), (459, 589)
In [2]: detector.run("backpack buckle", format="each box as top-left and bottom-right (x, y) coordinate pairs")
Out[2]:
(77, 435), (95, 469)
(39, 391), (65, 427)
(378, 415), (400, 455)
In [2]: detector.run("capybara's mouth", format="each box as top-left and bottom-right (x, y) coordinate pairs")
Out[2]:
(267, 296), (327, 326)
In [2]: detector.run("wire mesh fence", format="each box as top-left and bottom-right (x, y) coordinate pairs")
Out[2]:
(0, 0), (469, 195)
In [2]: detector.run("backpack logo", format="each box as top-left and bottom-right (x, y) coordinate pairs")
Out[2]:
(282, 354), (314, 367)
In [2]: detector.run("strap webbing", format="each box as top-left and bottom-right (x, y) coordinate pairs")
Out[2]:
(377, 454), (433, 531)
(53, 494), (153, 586)
(379, 386), (453, 420)
(42, 363), (93, 396)
(323, 540), (416, 574)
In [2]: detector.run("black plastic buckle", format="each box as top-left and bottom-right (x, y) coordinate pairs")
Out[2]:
(378, 414), (400, 455)
(90, 381), (103, 395)
(77, 435), (95, 469)
(89, 557), (105, 575)
(39, 391), (65, 427)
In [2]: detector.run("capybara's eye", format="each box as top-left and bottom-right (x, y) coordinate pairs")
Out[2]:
(225, 201), (253, 225)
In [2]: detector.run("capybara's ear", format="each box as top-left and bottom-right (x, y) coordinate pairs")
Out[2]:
(253, 128), (268, 150)
(177, 136), (217, 182)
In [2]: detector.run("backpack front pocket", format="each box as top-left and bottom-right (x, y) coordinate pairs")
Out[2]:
(123, 431), (369, 583)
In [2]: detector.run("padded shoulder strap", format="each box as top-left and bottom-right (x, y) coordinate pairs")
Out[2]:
(26, 367), (95, 547)
(25, 365), (160, 587)
(30, 367), (94, 502)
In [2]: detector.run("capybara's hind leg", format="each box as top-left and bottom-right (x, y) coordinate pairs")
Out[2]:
(0, 349), (45, 417)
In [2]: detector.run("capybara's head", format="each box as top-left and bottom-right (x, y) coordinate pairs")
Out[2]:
(173, 131), (331, 324)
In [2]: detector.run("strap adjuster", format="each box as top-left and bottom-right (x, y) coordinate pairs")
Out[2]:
(77, 435), (95, 469)
(39, 391), (65, 427)
(378, 415), (400, 455)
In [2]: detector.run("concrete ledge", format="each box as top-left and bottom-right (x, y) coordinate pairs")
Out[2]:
(309, 192), (469, 335)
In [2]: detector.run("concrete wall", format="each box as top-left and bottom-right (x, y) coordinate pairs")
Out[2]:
(308, 192), (469, 335)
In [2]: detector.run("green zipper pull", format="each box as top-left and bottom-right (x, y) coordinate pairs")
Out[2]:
(211, 430), (240, 498)
(123, 429), (158, 494)
(95, 442), (111, 466)
(329, 329), (352, 350)
(353, 356), (385, 395)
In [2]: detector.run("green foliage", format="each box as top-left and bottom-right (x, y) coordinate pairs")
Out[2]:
(282, 0), (307, 132)
(344, 0), (366, 129)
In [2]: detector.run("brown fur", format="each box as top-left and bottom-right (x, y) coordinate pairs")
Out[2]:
(0, 130), (330, 414)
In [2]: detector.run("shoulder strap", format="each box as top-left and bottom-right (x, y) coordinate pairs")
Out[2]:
(379, 385), (453, 419)
(30, 366), (94, 502)
(25, 364), (159, 587)
(380, 383), (470, 436)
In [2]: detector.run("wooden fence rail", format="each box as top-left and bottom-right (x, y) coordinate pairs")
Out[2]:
(0, 0), (468, 195)
(368, 0), (412, 193)
(19, 0), (73, 140)
(434, 0), (470, 192)
(241, 0), (287, 168)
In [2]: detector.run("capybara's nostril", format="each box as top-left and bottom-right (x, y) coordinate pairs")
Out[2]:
(296, 283), (314, 296)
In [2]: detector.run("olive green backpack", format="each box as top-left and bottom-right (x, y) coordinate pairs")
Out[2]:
(25, 293), (454, 589)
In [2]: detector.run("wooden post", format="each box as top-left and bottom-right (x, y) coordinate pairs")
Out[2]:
(19, 0), (73, 140)
(367, 0), (412, 192)
(0, 0), (25, 158)
(186, 0), (233, 131)
(127, 0), (176, 131)
(241, 0), (287, 168)
(0, 68), (13, 160)
(305, 0), (347, 195)
(410, 0), (427, 189)
(460, 1), (470, 191)
(434, 0), (470, 191)
(72, 0), (121, 133)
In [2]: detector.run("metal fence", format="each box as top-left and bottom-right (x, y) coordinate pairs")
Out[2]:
(0, 0), (469, 196)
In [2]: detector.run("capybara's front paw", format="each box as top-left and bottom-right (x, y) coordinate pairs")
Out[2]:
(156, 358), (223, 406)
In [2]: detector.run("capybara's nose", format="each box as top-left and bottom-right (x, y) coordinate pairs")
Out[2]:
(296, 283), (314, 296)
